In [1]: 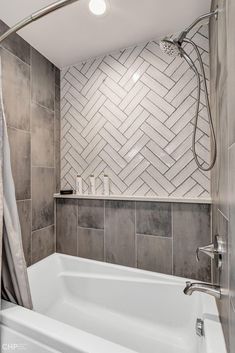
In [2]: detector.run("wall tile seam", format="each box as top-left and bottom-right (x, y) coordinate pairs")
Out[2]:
(29, 45), (33, 266)
(134, 201), (137, 268)
(31, 166), (55, 170)
(32, 223), (55, 234)
(16, 199), (32, 203)
(136, 233), (172, 238)
(210, 204), (213, 282)
(6, 125), (31, 134)
(54, 78), (58, 177)
(218, 207), (229, 222)
(76, 198), (79, 256)
(231, 298), (235, 313)
(77, 225), (104, 231)
(171, 203), (174, 275)
(31, 99), (56, 114)
(103, 199), (106, 261)
(53, 199), (56, 253)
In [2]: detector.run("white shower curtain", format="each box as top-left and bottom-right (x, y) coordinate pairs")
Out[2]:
(0, 58), (32, 309)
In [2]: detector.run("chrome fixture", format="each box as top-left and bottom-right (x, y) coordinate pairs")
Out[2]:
(196, 235), (225, 268)
(0, 0), (80, 45)
(160, 10), (218, 171)
(184, 281), (221, 299)
(196, 318), (204, 337)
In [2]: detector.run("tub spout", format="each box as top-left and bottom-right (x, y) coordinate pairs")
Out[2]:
(184, 281), (221, 299)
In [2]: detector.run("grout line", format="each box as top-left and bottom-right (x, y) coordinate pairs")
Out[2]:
(103, 200), (106, 261)
(77, 199), (79, 256)
(77, 225), (104, 231)
(136, 233), (172, 239)
(171, 202), (174, 275)
(218, 208), (229, 222)
(16, 198), (31, 203)
(54, 199), (57, 253)
(53, 67), (56, 254)
(135, 201), (137, 268)
(32, 224), (54, 234)
(30, 46), (33, 266)
(7, 125), (30, 134)
(31, 99), (55, 114)
(210, 203), (213, 283)
(32, 165), (55, 169)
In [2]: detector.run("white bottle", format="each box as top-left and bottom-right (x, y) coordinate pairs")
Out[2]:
(103, 174), (110, 196)
(89, 175), (96, 195)
(76, 175), (83, 195)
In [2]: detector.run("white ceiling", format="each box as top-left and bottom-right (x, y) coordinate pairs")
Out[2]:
(0, 0), (211, 68)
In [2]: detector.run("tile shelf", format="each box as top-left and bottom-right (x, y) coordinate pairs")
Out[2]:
(54, 193), (211, 204)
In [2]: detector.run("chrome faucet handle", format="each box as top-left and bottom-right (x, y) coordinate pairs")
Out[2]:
(196, 235), (225, 268)
(196, 243), (215, 262)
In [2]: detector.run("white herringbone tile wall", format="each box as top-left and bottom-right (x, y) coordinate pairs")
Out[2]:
(61, 26), (211, 198)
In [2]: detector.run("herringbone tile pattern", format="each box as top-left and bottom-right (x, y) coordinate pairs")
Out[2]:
(61, 26), (210, 198)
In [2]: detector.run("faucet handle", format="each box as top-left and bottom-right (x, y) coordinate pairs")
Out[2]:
(196, 243), (215, 262)
(196, 235), (225, 268)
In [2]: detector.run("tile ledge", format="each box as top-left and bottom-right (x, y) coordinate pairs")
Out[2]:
(54, 193), (211, 204)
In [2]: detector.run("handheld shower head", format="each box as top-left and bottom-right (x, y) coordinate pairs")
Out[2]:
(159, 38), (182, 57)
(159, 11), (218, 172)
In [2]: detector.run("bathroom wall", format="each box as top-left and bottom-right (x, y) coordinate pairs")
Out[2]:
(210, 0), (235, 352)
(0, 20), (60, 266)
(61, 26), (210, 199)
(56, 198), (211, 282)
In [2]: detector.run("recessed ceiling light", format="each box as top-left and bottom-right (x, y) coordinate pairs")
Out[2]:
(89, 0), (107, 16)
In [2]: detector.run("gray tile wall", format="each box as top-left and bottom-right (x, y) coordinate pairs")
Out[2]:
(0, 20), (60, 266)
(56, 198), (211, 281)
(210, 0), (235, 352)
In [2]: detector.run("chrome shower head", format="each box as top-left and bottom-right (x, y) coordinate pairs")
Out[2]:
(159, 38), (182, 57)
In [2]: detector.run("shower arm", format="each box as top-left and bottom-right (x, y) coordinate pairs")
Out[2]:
(0, 0), (79, 44)
(177, 9), (218, 45)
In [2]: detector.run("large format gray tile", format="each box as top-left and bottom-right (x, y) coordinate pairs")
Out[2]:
(229, 143), (235, 309)
(31, 48), (55, 111)
(0, 20), (30, 65)
(32, 167), (55, 231)
(56, 199), (77, 256)
(137, 234), (172, 274)
(136, 201), (171, 237)
(105, 201), (135, 267)
(8, 127), (31, 200)
(78, 228), (104, 261)
(216, 210), (230, 350)
(55, 84), (61, 192)
(230, 300), (235, 353)
(1, 48), (30, 131)
(31, 102), (54, 167)
(217, 84), (229, 219)
(173, 203), (211, 281)
(78, 199), (104, 229)
(17, 200), (31, 267)
(55, 67), (60, 87)
(228, 0), (235, 147)
(32, 225), (55, 264)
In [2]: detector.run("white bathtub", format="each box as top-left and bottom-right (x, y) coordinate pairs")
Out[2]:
(1, 253), (227, 353)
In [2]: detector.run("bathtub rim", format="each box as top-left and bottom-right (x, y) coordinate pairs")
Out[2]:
(27, 252), (205, 284)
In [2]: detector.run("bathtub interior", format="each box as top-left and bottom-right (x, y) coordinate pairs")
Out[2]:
(27, 253), (204, 353)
